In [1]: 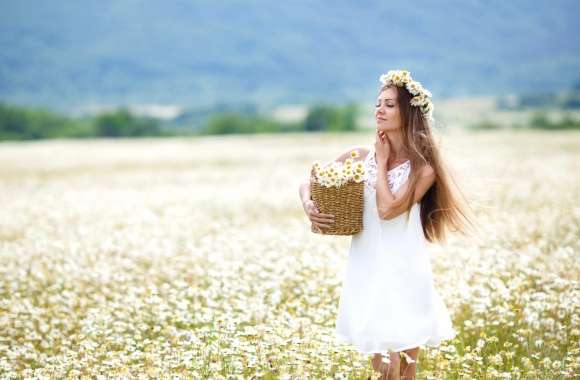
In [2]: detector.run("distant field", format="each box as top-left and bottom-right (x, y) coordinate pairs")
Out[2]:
(0, 130), (578, 379)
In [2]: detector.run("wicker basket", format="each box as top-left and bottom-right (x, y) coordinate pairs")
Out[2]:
(309, 166), (364, 235)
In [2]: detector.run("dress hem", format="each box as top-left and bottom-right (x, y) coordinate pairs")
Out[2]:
(333, 329), (457, 354)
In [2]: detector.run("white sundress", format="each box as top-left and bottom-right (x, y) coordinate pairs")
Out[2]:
(333, 146), (457, 354)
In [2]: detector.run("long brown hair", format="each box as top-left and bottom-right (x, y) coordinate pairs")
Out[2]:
(379, 83), (479, 244)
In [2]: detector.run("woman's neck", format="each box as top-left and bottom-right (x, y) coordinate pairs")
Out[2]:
(385, 130), (408, 160)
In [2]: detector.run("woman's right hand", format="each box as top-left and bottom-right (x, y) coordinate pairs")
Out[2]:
(303, 200), (335, 232)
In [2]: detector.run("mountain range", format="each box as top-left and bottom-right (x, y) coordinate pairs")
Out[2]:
(1, 0), (579, 113)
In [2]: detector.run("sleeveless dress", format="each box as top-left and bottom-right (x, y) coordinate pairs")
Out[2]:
(333, 146), (457, 354)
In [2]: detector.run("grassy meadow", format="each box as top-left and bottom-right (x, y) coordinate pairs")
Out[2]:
(0, 129), (578, 379)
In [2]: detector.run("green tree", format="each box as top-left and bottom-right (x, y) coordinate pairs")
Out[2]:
(337, 103), (358, 131)
(304, 105), (337, 132)
(529, 111), (580, 130)
(204, 112), (281, 134)
(0, 102), (88, 140)
(94, 108), (162, 137)
(529, 112), (553, 129)
(94, 108), (132, 137)
(304, 103), (358, 132)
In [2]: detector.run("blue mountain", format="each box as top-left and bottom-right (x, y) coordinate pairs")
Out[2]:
(0, 0), (579, 112)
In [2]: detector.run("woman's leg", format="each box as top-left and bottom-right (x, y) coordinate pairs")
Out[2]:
(371, 353), (383, 372)
(371, 352), (401, 380)
(399, 347), (420, 379)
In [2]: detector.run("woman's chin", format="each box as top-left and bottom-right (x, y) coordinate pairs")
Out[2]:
(377, 125), (397, 132)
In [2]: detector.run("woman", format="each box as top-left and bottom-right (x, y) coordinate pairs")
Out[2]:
(298, 70), (477, 379)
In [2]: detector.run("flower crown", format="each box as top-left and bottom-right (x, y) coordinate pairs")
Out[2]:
(379, 69), (434, 122)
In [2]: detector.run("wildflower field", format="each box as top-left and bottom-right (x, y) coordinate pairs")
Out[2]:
(0, 130), (578, 379)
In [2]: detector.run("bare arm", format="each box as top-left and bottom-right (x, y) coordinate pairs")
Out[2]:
(376, 163), (436, 220)
(299, 176), (336, 231)
(298, 178), (312, 207)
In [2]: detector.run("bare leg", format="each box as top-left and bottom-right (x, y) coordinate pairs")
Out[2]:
(399, 347), (420, 380)
(371, 352), (401, 380)
(371, 353), (383, 372)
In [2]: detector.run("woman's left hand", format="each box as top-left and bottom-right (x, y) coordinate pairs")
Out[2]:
(374, 129), (391, 166)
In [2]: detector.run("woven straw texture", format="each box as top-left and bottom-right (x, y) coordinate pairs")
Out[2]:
(309, 167), (364, 235)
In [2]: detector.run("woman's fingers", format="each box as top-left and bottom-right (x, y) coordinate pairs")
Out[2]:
(311, 209), (334, 217)
(307, 208), (334, 219)
(314, 221), (331, 230)
(310, 214), (334, 223)
(306, 205), (335, 231)
(317, 212), (334, 218)
(308, 210), (334, 223)
(376, 130), (384, 143)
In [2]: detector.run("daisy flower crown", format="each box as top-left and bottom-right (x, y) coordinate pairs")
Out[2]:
(379, 69), (434, 122)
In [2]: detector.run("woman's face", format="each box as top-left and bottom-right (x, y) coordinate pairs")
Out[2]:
(375, 86), (402, 132)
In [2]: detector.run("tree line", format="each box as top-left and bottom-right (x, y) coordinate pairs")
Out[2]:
(0, 102), (360, 141)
